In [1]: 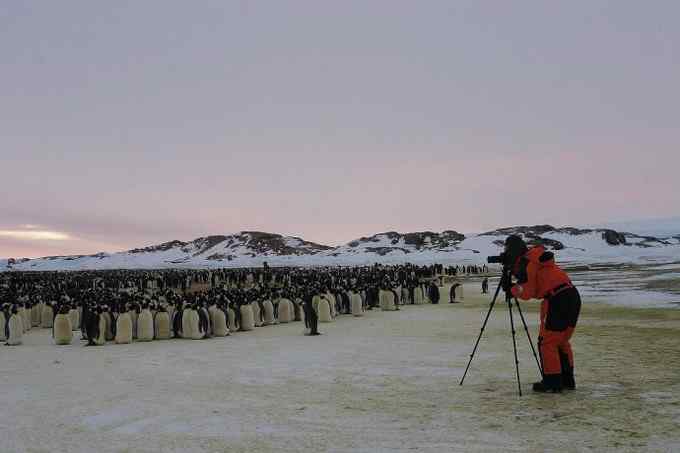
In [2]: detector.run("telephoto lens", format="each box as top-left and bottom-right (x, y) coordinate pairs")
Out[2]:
(487, 252), (506, 264)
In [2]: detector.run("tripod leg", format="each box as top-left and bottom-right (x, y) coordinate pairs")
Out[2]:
(459, 279), (502, 386)
(514, 298), (543, 378)
(507, 296), (522, 396)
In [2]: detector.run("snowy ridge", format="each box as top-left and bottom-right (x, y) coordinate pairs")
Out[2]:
(3, 226), (680, 271)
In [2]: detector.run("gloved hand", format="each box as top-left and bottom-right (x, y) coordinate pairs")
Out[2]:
(510, 284), (523, 298)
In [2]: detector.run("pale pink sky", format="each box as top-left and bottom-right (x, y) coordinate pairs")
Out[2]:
(2, 2), (679, 258)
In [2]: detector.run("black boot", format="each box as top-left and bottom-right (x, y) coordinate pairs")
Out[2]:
(560, 352), (576, 390)
(532, 374), (562, 393)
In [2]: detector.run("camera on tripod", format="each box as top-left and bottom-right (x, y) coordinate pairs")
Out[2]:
(486, 252), (507, 265)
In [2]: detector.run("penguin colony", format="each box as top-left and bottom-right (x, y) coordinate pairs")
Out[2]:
(0, 263), (478, 346)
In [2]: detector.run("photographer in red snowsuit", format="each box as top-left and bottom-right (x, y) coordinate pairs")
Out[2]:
(505, 235), (581, 393)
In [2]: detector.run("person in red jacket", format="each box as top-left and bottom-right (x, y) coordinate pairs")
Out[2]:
(505, 235), (582, 393)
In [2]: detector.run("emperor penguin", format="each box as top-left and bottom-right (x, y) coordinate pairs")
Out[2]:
(262, 299), (275, 326)
(317, 295), (332, 323)
(137, 304), (154, 342)
(41, 303), (54, 329)
(6, 305), (23, 345)
(172, 304), (184, 338)
(31, 301), (41, 327)
(325, 292), (337, 318)
(153, 306), (171, 340)
(197, 304), (211, 339)
(277, 298), (292, 323)
(68, 305), (80, 331)
(0, 306), (7, 342)
(53, 305), (73, 345)
(350, 290), (363, 317)
(19, 304), (30, 333)
(101, 307), (114, 341)
(251, 301), (263, 327)
(189, 305), (203, 340)
(293, 297), (303, 322)
(401, 287), (411, 305)
(181, 305), (195, 339)
(130, 304), (140, 339)
(115, 309), (133, 344)
(226, 304), (239, 332)
(239, 303), (254, 331)
(94, 307), (107, 345)
(413, 285), (424, 305)
(212, 304), (229, 337)
(379, 289), (396, 311)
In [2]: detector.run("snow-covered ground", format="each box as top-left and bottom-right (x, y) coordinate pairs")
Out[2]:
(2, 284), (680, 452)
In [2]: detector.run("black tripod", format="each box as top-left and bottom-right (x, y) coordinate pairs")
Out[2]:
(459, 265), (543, 396)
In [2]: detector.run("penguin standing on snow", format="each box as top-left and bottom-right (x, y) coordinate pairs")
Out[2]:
(115, 306), (133, 344)
(84, 306), (104, 346)
(303, 291), (320, 336)
(68, 304), (80, 331)
(31, 301), (41, 327)
(136, 303), (154, 342)
(6, 305), (23, 346)
(262, 299), (275, 326)
(0, 305), (7, 342)
(252, 300), (263, 327)
(172, 302), (184, 338)
(181, 303), (195, 339)
(53, 304), (73, 345)
(197, 303), (211, 339)
(227, 303), (239, 332)
(317, 293), (332, 323)
(188, 304), (203, 340)
(153, 305), (171, 340)
(350, 289), (363, 317)
(94, 306), (107, 345)
(211, 303), (229, 337)
(41, 302), (54, 329)
(239, 302), (254, 331)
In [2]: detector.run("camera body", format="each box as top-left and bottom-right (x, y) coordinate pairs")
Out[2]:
(486, 253), (506, 265)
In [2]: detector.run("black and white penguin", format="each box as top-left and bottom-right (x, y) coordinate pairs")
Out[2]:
(277, 298), (293, 323)
(41, 302), (54, 329)
(316, 295), (332, 323)
(115, 308), (133, 344)
(197, 304), (211, 339)
(212, 304), (229, 337)
(350, 290), (363, 316)
(68, 305), (80, 331)
(262, 299), (275, 326)
(94, 307), (107, 345)
(53, 305), (73, 345)
(19, 304), (30, 333)
(31, 301), (41, 327)
(181, 304), (194, 339)
(0, 306), (7, 342)
(130, 304), (140, 339)
(172, 304), (184, 338)
(239, 303), (254, 331)
(153, 306), (171, 340)
(101, 307), (114, 341)
(227, 304), (239, 332)
(379, 288), (396, 311)
(137, 304), (154, 342)
(6, 305), (23, 346)
(251, 301), (263, 327)
(188, 305), (203, 340)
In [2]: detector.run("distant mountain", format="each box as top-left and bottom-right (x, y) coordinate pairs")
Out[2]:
(3, 225), (680, 271)
(592, 217), (680, 239)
